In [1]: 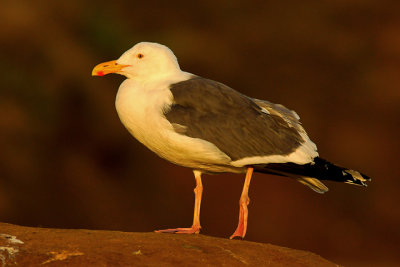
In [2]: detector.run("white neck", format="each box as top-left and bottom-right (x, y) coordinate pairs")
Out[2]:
(126, 70), (193, 91)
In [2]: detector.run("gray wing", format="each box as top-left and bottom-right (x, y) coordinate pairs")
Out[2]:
(164, 76), (305, 161)
(252, 99), (302, 131)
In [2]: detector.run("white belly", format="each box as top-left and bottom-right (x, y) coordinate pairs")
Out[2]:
(115, 79), (242, 173)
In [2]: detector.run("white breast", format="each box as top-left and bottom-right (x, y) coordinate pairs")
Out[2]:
(115, 75), (238, 173)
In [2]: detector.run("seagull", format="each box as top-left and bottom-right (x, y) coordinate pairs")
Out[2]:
(92, 42), (370, 239)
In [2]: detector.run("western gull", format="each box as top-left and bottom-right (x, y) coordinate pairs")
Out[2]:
(92, 42), (370, 239)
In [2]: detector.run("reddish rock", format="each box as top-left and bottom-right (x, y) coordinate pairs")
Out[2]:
(0, 222), (337, 266)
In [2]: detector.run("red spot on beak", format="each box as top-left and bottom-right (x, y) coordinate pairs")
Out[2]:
(97, 71), (104, 76)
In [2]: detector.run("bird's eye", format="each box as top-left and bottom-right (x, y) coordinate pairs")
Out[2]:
(137, 53), (144, 59)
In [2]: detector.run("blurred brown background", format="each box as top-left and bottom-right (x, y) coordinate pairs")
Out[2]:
(1, 0), (399, 266)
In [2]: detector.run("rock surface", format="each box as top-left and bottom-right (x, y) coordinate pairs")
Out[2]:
(0, 222), (338, 266)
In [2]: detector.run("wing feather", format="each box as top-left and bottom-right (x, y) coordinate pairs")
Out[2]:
(164, 76), (306, 161)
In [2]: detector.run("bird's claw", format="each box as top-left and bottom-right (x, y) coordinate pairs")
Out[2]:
(229, 230), (245, 239)
(155, 226), (201, 234)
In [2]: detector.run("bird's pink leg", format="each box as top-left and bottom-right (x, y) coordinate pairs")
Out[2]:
(230, 167), (253, 239)
(155, 171), (203, 234)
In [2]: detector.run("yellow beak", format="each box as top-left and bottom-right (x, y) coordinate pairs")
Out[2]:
(92, 60), (130, 76)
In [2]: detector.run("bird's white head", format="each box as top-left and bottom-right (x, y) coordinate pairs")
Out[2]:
(92, 42), (181, 80)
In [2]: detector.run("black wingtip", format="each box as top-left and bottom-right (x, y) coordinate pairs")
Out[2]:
(344, 169), (371, 187)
